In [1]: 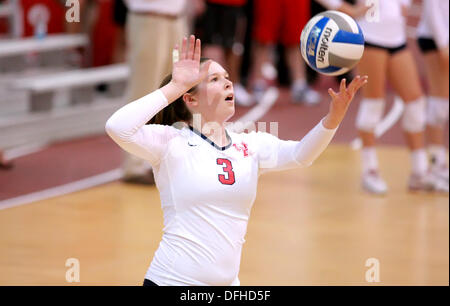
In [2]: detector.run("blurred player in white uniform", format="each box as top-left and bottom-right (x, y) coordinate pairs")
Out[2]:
(320, 0), (448, 194)
(416, 0), (449, 184)
(105, 35), (368, 285)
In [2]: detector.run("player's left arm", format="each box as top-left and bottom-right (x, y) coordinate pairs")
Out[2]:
(259, 76), (367, 173)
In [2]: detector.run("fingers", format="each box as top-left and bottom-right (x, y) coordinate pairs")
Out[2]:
(180, 37), (188, 60)
(188, 35), (195, 60)
(340, 78), (346, 92)
(179, 35), (201, 61)
(347, 75), (360, 93)
(194, 38), (201, 62)
(357, 75), (368, 91)
(348, 75), (368, 94)
(329, 75), (367, 101)
(328, 88), (337, 99)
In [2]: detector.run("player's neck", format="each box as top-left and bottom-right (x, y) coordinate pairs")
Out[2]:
(189, 120), (229, 147)
(208, 127), (229, 147)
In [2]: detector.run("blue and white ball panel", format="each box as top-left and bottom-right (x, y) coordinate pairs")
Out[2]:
(300, 15), (323, 62)
(300, 10), (364, 76)
(303, 16), (330, 70)
(315, 18), (339, 69)
(318, 10), (360, 34)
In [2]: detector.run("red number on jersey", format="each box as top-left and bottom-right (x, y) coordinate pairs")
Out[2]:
(216, 158), (235, 185)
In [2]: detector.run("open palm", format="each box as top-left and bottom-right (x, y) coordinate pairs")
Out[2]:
(328, 76), (368, 117)
(322, 75), (368, 129)
(171, 35), (211, 91)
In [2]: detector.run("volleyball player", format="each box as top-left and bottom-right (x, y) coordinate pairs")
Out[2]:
(251, 0), (321, 105)
(320, 0), (448, 194)
(315, 0), (370, 19)
(105, 35), (368, 285)
(416, 0), (449, 184)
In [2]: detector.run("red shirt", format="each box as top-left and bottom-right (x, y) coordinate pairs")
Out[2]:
(207, 0), (247, 7)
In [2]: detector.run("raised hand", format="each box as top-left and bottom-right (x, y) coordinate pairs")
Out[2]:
(323, 75), (368, 129)
(171, 35), (212, 92)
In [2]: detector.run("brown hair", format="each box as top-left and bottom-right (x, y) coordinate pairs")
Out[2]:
(147, 58), (210, 126)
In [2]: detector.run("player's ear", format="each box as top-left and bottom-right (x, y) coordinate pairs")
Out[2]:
(182, 93), (198, 107)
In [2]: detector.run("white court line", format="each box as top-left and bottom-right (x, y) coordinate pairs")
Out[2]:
(3, 142), (49, 161)
(0, 169), (123, 210)
(0, 87), (279, 209)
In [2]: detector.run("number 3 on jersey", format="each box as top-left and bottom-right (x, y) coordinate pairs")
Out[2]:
(216, 158), (235, 185)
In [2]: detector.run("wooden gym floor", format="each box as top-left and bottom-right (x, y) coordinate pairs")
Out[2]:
(0, 144), (448, 286)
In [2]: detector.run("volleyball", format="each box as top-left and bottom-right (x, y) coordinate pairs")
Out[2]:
(300, 10), (365, 76)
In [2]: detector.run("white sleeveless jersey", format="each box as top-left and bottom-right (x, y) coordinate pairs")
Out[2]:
(317, 0), (411, 47)
(416, 0), (449, 49)
(105, 89), (337, 285)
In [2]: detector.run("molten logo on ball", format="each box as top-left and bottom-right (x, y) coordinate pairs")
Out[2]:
(300, 10), (365, 76)
(317, 27), (333, 63)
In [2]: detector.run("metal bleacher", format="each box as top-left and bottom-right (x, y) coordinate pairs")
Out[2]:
(0, 32), (129, 163)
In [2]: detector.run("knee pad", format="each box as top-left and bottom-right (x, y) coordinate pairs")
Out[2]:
(402, 97), (426, 133)
(427, 96), (449, 128)
(356, 98), (385, 132)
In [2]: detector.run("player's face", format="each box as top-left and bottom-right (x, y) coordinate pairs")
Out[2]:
(192, 61), (235, 124)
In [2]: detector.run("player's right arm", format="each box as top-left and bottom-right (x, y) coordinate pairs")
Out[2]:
(105, 35), (211, 165)
(256, 76), (368, 174)
(161, 35), (212, 103)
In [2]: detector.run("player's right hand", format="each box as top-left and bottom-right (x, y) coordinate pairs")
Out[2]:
(171, 35), (212, 92)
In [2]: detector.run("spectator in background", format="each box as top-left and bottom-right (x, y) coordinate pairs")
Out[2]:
(251, 0), (320, 105)
(64, 0), (122, 68)
(416, 0), (449, 183)
(315, 0), (369, 19)
(112, 0), (127, 63)
(320, 0), (448, 194)
(199, 0), (253, 106)
(121, 0), (197, 184)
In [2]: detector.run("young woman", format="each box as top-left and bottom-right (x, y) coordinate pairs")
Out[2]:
(416, 0), (449, 184)
(105, 35), (367, 286)
(319, 0), (448, 194)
